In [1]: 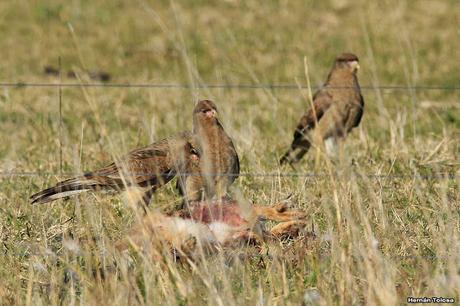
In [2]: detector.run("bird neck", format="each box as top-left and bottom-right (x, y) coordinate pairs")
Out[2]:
(326, 69), (359, 89)
(193, 118), (223, 138)
(193, 118), (221, 133)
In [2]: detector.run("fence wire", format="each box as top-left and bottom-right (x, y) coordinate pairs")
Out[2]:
(0, 171), (457, 180)
(0, 249), (455, 262)
(1, 80), (457, 182)
(1, 82), (459, 91)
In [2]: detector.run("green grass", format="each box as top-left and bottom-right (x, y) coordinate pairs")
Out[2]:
(0, 0), (459, 304)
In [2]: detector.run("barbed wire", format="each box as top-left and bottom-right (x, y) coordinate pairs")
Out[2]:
(1, 82), (459, 91)
(0, 171), (457, 180)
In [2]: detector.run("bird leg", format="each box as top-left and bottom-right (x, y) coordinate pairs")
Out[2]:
(123, 187), (155, 214)
(142, 188), (155, 204)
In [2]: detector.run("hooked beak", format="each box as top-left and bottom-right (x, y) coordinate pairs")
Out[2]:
(350, 60), (360, 71)
(205, 109), (217, 118)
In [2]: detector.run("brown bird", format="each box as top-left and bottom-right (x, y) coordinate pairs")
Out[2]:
(280, 53), (364, 165)
(30, 100), (239, 207)
(30, 131), (197, 206)
(177, 100), (240, 202)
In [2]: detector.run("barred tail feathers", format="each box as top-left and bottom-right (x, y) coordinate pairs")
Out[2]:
(30, 176), (106, 204)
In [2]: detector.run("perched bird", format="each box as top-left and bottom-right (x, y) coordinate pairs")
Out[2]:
(181, 100), (240, 201)
(30, 132), (197, 206)
(280, 53), (364, 165)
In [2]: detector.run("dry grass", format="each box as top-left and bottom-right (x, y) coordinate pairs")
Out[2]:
(0, 0), (459, 304)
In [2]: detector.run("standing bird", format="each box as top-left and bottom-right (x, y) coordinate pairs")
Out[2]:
(30, 132), (197, 206)
(30, 100), (239, 207)
(280, 53), (364, 165)
(177, 100), (240, 202)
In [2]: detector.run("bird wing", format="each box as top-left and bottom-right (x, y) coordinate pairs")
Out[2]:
(315, 92), (364, 140)
(93, 131), (193, 187)
(292, 90), (334, 144)
(30, 131), (193, 204)
(218, 121), (240, 182)
(213, 122), (240, 194)
(232, 147), (240, 181)
(345, 93), (364, 131)
(175, 140), (205, 202)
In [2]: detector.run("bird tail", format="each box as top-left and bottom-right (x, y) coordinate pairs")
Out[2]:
(279, 145), (310, 165)
(30, 175), (114, 204)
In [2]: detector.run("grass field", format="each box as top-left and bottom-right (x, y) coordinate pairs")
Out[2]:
(0, 0), (459, 304)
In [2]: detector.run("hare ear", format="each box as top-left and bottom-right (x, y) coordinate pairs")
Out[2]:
(275, 202), (288, 213)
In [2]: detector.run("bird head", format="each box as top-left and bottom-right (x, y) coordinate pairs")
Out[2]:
(193, 100), (218, 124)
(334, 53), (360, 73)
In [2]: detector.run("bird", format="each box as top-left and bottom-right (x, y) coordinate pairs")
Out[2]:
(176, 100), (240, 202)
(30, 131), (197, 207)
(279, 53), (364, 165)
(192, 100), (240, 200)
(30, 100), (240, 207)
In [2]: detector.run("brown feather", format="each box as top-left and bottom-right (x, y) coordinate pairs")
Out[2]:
(31, 100), (240, 206)
(280, 53), (364, 164)
(187, 100), (240, 200)
(30, 132), (194, 205)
